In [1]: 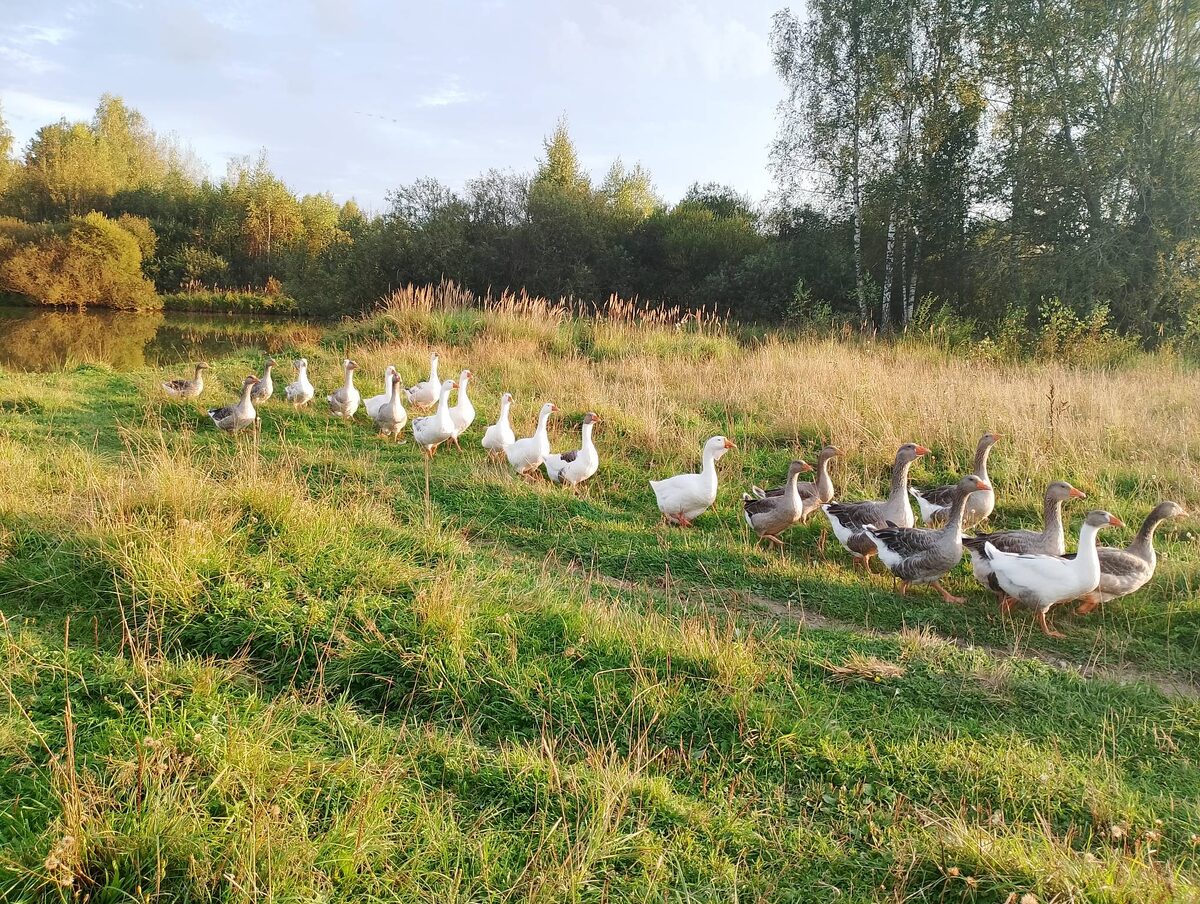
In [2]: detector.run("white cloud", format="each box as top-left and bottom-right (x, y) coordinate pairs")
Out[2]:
(417, 80), (482, 108)
(0, 88), (90, 125)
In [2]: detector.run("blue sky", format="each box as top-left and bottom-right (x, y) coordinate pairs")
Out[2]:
(0, 1), (784, 212)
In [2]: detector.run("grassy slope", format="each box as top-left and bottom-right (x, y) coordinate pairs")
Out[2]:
(1, 305), (1199, 902)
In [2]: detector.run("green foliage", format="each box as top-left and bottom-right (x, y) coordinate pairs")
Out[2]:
(161, 289), (299, 315)
(0, 212), (159, 309)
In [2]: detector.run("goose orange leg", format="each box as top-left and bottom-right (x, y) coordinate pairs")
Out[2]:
(1075, 593), (1101, 616)
(932, 581), (965, 604)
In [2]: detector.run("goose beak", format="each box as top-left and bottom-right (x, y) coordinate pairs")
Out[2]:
(451, 381), (459, 389)
(1109, 515), (1125, 527)
(801, 462), (815, 472)
(724, 439), (737, 450)
(975, 479), (992, 491)
(1069, 487), (1087, 499)
(915, 445), (931, 456)
(550, 404), (559, 413)
(991, 432), (1004, 441)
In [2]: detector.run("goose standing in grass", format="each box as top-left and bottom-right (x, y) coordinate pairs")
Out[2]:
(754, 445), (841, 520)
(284, 358), (315, 408)
(650, 435), (737, 527)
(327, 359), (361, 418)
(545, 412), (601, 487)
(864, 474), (990, 603)
(506, 402), (557, 478)
(822, 443), (929, 571)
(963, 480), (1086, 598)
(405, 352), (441, 410)
(743, 460), (813, 548)
(372, 369), (408, 442)
(363, 365), (398, 418)
(982, 510), (1122, 637)
(482, 393), (516, 459)
(411, 379), (458, 456)
(207, 375), (260, 433)
(448, 369), (475, 449)
(162, 362), (209, 400)
(1075, 501), (1186, 614)
(910, 432), (1001, 529)
(250, 357), (276, 404)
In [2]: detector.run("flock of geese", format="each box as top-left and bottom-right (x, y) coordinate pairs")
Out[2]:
(163, 354), (1185, 639)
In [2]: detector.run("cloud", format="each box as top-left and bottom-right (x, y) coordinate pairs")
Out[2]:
(417, 80), (482, 108)
(0, 88), (91, 130)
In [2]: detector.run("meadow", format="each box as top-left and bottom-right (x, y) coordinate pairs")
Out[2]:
(1, 285), (1199, 902)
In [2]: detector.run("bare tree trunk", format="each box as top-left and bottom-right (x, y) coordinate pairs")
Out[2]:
(881, 205), (897, 329)
(905, 224), (921, 325)
(852, 105), (866, 322)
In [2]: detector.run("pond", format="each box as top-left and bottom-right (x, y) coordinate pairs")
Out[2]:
(0, 306), (324, 373)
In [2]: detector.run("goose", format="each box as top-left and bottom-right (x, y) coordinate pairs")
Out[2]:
(447, 369), (475, 449)
(162, 362), (209, 400)
(650, 435), (737, 527)
(742, 460), (813, 548)
(506, 402), (558, 477)
(284, 358), (315, 407)
(207, 375), (259, 433)
(963, 480), (1086, 598)
(1074, 501), (1186, 614)
(410, 379), (458, 455)
(982, 510), (1123, 637)
(910, 432), (1001, 529)
(481, 393), (516, 459)
(822, 443), (929, 571)
(249, 358), (276, 404)
(327, 359), (361, 418)
(864, 474), (990, 603)
(372, 369), (408, 442)
(363, 366), (398, 418)
(405, 352), (441, 409)
(754, 445), (841, 520)
(545, 413), (601, 487)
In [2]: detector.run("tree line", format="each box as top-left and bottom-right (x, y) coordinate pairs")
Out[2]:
(0, 0), (1197, 343)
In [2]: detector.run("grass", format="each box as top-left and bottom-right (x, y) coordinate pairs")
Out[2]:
(1, 286), (1199, 902)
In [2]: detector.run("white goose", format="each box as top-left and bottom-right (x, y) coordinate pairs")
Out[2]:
(372, 371), (408, 442)
(284, 358), (315, 407)
(410, 379), (458, 455)
(545, 413), (601, 487)
(983, 510), (1123, 638)
(405, 353), (441, 409)
(363, 365), (398, 418)
(481, 393), (516, 459)
(327, 359), (361, 418)
(506, 402), (557, 477)
(448, 369), (475, 449)
(650, 435), (737, 527)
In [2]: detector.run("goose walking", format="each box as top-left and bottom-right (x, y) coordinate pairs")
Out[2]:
(284, 358), (315, 408)
(1074, 501), (1186, 614)
(910, 432), (1001, 529)
(506, 402), (557, 478)
(327, 359), (361, 418)
(448, 369), (475, 449)
(864, 474), (990, 603)
(406, 353), (441, 410)
(162, 362), (209, 400)
(545, 412), (601, 487)
(207, 375), (259, 433)
(963, 480), (1086, 598)
(822, 443), (929, 571)
(372, 370), (408, 442)
(481, 393), (516, 459)
(411, 379), (458, 456)
(650, 435), (737, 527)
(982, 510), (1123, 637)
(743, 460), (813, 548)
(364, 366), (398, 418)
(754, 445), (841, 521)
(250, 358), (276, 404)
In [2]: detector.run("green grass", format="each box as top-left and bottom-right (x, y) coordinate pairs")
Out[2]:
(1, 312), (1199, 902)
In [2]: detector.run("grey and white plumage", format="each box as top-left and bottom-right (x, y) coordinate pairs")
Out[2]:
(284, 358), (315, 406)
(1073, 501), (1186, 612)
(249, 358), (276, 403)
(864, 474), (990, 602)
(545, 412), (601, 486)
(822, 443), (929, 569)
(411, 379), (459, 454)
(372, 370), (408, 441)
(910, 432), (1001, 530)
(755, 445), (840, 521)
(405, 352), (441, 409)
(327, 359), (361, 418)
(743, 459), (813, 547)
(162, 362), (209, 400)
(963, 480), (1086, 595)
(207, 375), (259, 433)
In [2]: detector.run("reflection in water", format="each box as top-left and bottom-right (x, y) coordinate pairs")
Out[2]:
(0, 306), (322, 372)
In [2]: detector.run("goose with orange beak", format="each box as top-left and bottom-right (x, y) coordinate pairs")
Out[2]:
(864, 474), (991, 604)
(650, 435), (737, 527)
(910, 432), (1002, 529)
(982, 510), (1124, 637)
(545, 412), (601, 487)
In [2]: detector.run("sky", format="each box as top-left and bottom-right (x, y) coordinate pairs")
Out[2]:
(0, 0), (786, 213)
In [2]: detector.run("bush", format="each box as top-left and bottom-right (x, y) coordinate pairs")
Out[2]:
(161, 290), (300, 315)
(0, 212), (160, 310)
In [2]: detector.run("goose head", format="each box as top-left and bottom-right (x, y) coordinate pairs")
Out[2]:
(954, 474), (991, 497)
(897, 442), (931, 465)
(501, 392), (513, 405)
(1152, 500), (1187, 521)
(1047, 481), (1086, 502)
(539, 402), (558, 420)
(343, 358), (358, 373)
(979, 432), (1003, 448)
(1085, 510), (1124, 529)
(459, 369), (472, 387)
(242, 375), (260, 389)
(583, 412), (601, 427)
(264, 358), (277, 369)
(788, 460), (815, 478)
(706, 435), (737, 460)
(196, 362), (210, 372)
(293, 357), (307, 370)
(818, 445), (841, 462)
(441, 379), (458, 393)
